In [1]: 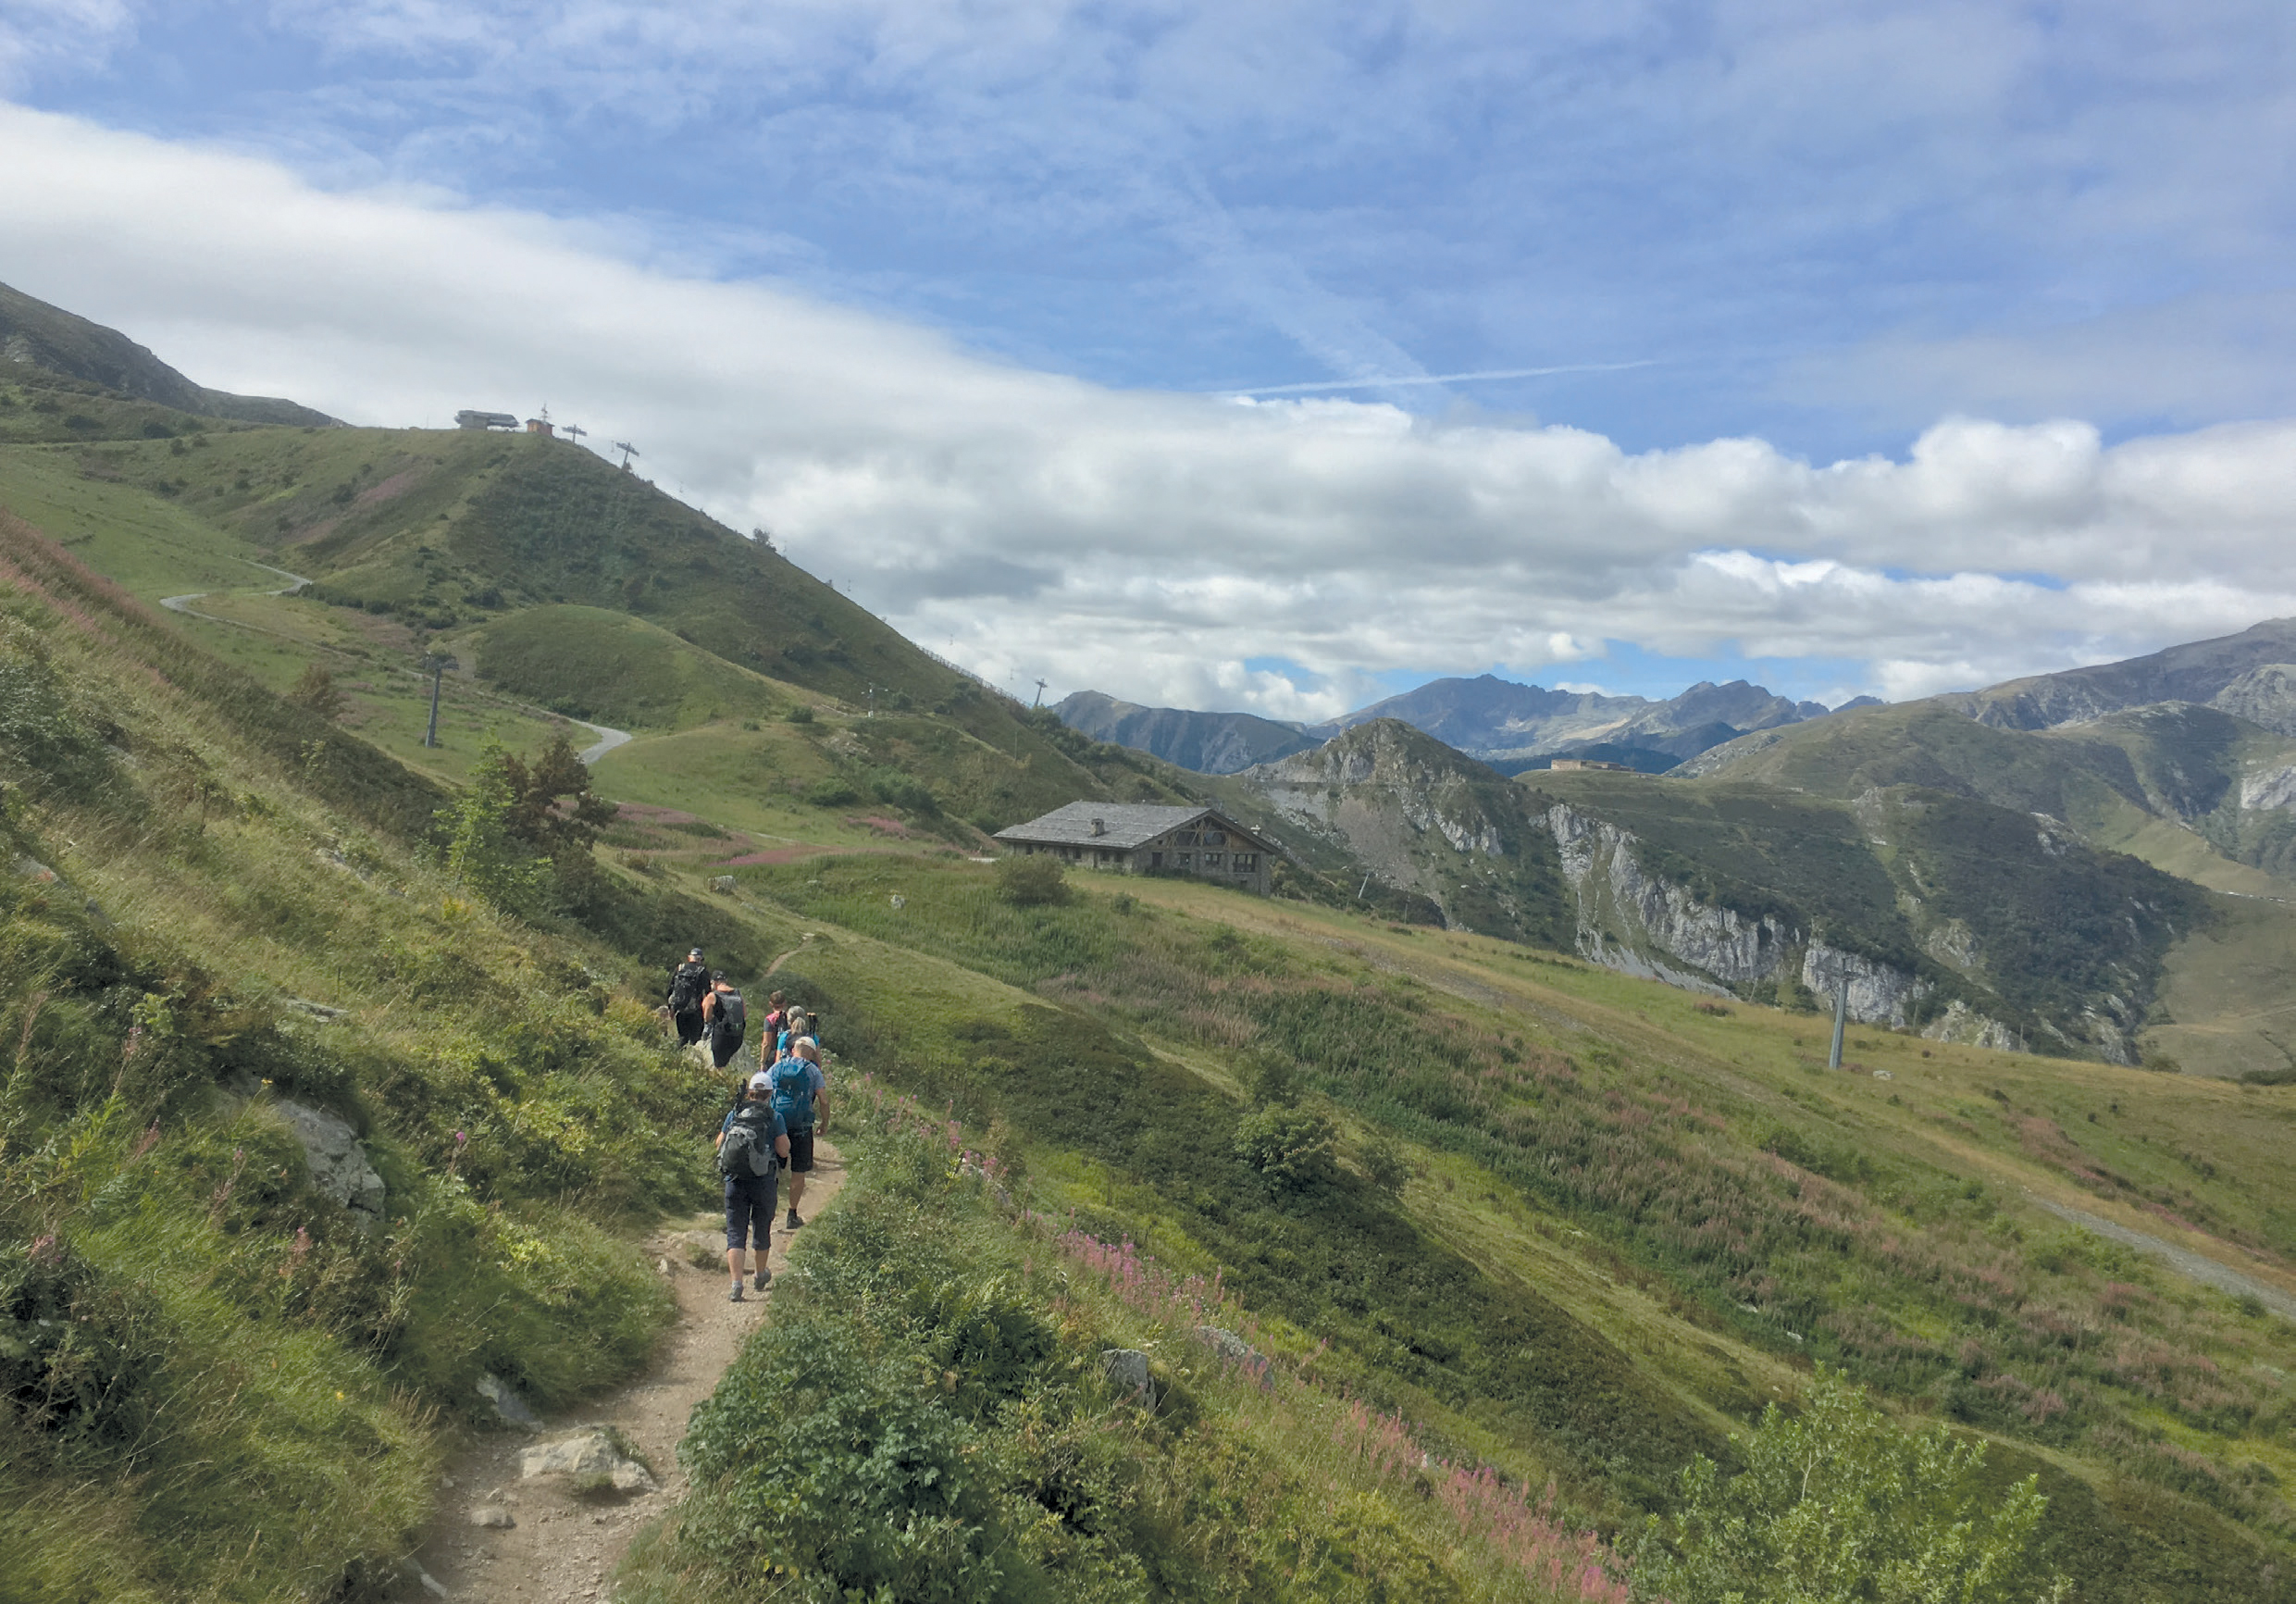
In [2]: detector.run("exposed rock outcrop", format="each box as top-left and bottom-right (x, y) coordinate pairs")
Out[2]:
(2240, 760), (2296, 812)
(274, 1100), (386, 1226)
(1100, 1348), (1153, 1399)
(478, 1373), (542, 1431)
(1547, 802), (1793, 994)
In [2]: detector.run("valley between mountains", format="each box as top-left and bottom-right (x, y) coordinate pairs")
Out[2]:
(6, 281), (2296, 1603)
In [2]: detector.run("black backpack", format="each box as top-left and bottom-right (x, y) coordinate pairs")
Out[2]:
(717, 1104), (777, 1178)
(715, 989), (747, 1034)
(668, 962), (706, 1012)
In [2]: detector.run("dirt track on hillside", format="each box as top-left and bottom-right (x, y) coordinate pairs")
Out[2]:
(388, 1141), (846, 1602)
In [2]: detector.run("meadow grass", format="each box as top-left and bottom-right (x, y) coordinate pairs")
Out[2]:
(619, 1082), (1632, 1604)
(716, 853), (2296, 1599)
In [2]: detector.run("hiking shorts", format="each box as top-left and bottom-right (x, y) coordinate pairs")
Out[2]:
(785, 1126), (816, 1174)
(725, 1170), (778, 1252)
(709, 1027), (745, 1069)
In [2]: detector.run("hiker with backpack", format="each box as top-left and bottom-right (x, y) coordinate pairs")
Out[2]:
(714, 1073), (791, 1302)
(765, 1033), (829, 1229)
(701, 972), (748, 1069)
(667, 947), (710, 1047)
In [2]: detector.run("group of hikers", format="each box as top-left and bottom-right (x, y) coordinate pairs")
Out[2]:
(666, 948), (831, 1302)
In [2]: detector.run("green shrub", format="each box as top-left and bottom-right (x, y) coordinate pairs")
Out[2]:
(785, 704), (815, 724)
(807, 778), (858, 808)
(1630, 1368), (2060, 1604)
(996, 854), (1071, 907)
(1232, 1105), (1336, 1192)
(867, 766), (939, 814)
(680, 1309), (1029, 1604)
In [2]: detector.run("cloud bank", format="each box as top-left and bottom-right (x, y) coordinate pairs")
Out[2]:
(2, 103), (2291, 718)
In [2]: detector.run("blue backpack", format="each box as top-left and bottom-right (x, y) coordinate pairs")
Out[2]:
(770, 1057), (814, 1129)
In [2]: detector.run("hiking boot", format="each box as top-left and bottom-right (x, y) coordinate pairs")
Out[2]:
(727, 1284), (745, 1302)
(785, 1209), (803, 1229)
(752, 1267), (771, 1289)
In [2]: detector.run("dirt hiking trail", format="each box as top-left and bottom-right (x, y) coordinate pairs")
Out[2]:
(389, 1139), (848, 1602)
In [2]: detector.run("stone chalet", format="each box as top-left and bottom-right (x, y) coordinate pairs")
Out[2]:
(995, 803), (1275, 894)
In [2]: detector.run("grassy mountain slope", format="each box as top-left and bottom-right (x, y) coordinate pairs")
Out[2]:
(0, 425), (1200, 836)
(710, 853), (2296, 1602)
(1948, 615), (2296, 736)
(10, 430), (2296, 1601)
(1217, 718), (1576, 945)
(0, 511), (761, 1599)
(1, 280), (338, 428)
(11, 290), (2296, 1599)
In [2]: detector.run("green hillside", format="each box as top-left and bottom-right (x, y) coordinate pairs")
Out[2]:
(9, 320), (2296, 1602)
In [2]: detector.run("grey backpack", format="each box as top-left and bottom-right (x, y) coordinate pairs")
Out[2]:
(717, 1106), (776, 1178)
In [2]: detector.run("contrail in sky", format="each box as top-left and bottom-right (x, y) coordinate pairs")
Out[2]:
(1222, 359), (1655, 396)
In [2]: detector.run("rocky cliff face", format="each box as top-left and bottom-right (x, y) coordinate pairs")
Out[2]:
(1546, 802), (1793, 994)
(1543, 802), (2032, 1048)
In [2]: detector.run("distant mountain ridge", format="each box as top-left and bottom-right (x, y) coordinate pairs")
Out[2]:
(0, 280), (340, 428)
(1316, 672), (1834, 764)
(1059, 671), (1853, 775)
(1051, 690), (1318, 774)
(1943, 616), (2296, 738)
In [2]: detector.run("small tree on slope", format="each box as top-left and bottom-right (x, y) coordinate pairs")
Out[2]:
(1630, 1368), (2065, 1604)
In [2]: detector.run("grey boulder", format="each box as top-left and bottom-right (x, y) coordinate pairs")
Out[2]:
(477, 1373), (542, 1431)
(273, 1100), (386, 1225)
(517, 1428), (658, 1493)
(1099, 1348), (1153, 1400)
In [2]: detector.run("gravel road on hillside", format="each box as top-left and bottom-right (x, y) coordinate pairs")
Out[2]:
(2031, 1195), (2296, 1322)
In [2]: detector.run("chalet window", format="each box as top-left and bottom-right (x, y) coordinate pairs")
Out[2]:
(1234, 853), (1256, 871)
(1176, 852), (1192, 868)
(1178, 830), (1198, 846)
(1202, 852), (1223, 867)
(1203, 829), (1226, 847)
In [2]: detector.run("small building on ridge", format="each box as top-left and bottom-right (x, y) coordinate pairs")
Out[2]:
(995, 802), (1275, 894)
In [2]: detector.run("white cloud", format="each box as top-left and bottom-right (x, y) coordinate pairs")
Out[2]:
(3, 101), (2293, 720)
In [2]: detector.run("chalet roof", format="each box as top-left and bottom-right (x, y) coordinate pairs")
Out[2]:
(995, 802), (1271, 852)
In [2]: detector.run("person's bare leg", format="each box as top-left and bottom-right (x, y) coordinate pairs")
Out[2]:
(726, 1247), (748, 1292)
(788, 1174), (806, 1215)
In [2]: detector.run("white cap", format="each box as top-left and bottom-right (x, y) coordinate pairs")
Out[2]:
(747, 1071), (772, 1092)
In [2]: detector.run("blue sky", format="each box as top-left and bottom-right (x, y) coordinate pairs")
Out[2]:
(3, 2), (2293, 716)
